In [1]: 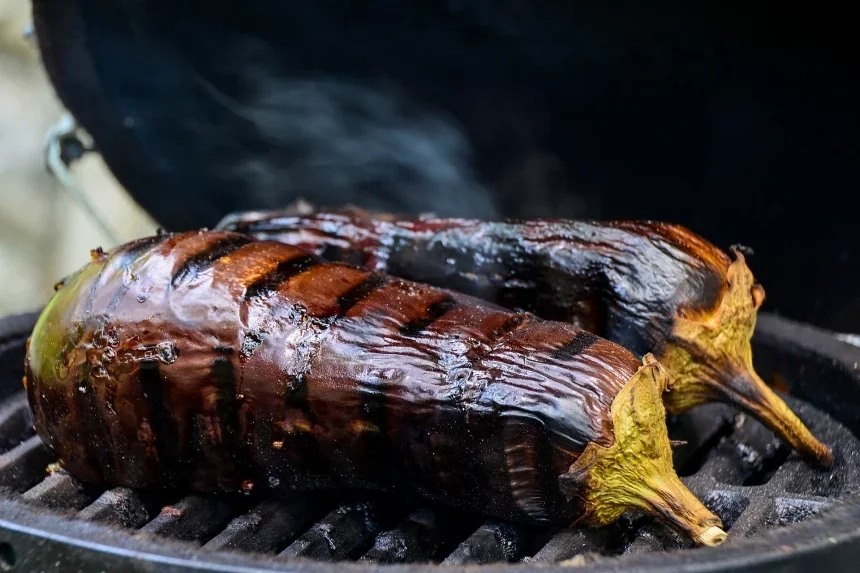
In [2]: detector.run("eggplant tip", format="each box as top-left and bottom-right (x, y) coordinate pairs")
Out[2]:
(560, 354), (723, 547)
(658, 250), (830, 467)
(697, 526), (728, 547)
(803, 438), (835, 469)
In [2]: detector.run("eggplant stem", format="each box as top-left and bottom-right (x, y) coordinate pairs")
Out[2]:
(657, 249), (833, 468)
(559, 354), (726, 547)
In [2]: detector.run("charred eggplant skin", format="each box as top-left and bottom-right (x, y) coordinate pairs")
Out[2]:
(220, 213), (730, 358)
(219, 209), (833, 466)
(25, 230), (649, 526)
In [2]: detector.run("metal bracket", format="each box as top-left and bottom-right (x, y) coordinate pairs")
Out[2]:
(43, 114), (120, 244)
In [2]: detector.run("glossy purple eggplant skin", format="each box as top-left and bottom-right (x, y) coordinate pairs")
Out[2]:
(216, 209), (836, 469)
(219, 211), (730, 358)
(24, 230), (644, 526)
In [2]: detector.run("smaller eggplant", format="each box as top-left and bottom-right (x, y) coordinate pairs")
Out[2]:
(218, 205), (832, 467)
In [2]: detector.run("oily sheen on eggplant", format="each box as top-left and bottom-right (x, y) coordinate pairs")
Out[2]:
(24, 230), (724, 546)
(218, 206), (833, 467)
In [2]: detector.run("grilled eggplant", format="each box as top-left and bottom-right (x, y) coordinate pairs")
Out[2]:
(24, 230), (724, 546)
(218, 206), (833, 467)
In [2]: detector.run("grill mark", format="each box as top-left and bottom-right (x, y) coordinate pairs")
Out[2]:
(186, 411), (203, 461)
(361, 390), (387, 429)
(579, 273), (613, 337)
(501, 418), (550, 522)
(212, 357), (242, 464)
(356, 384), (390, 477)
(240, 405), (257, 452)
(550, 330), (600, 361)
(171, 236), (254, 288)
(139, 360), (182, 485)
(532, 423), (569, 523)
(336, 274), (391, 315)
(399, 296), (459, 337)
(125, 234), (171, 262)
(284, 372), (321, 431)
(282, 373), (329, 475)
(491, 314), (530, 345)
(103, 380), (118, 431)
(73, 373), (116, 482)
(319, 244), (368, 268)
(379, 230), (424, 276)
(243, 254), (319, 302)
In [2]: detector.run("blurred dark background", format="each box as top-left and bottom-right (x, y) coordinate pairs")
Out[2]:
(32, 1), (859, 331)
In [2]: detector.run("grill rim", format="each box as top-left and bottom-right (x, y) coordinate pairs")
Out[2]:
(2, 310), (860, 572)
(3, 496), (860, 573)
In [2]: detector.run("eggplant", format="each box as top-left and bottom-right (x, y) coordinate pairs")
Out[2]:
(24, 230), (724, 545)
(217, 205), (833, 467)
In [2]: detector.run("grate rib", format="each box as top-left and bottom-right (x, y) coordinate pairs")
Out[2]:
(441, 521), (528, 565)
(203, 497), (329, 554)
(670, 404), (735, 475)
(724, 499), (774, 538)
(359, 508), (455, 564)
(20, 472), (102, 511)
(529, 527), (611, 563)
(278, 502), (383, 561)
(138, 494), (237, 544)
(0, 391), (32, 453)
(771, 497), (833, 528)
(77, 487), (158, 528)
(0, 435), (54, 492)
(621, 526), (673, 555)
(697, 442), (758, 485)
(699, 490), (750, 531)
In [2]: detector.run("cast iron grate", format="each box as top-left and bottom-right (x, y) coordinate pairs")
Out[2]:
(1, 313), (859, 567)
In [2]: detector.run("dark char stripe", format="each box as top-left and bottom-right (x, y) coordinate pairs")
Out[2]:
(490, 313), (529, 344)
(551, 330), (600, 360)
(320, 244), (368, 268)
(357, 387), (392, 479)
(399, 296), (458, 337)
(284, 373), (320, 428)
(185, 411), (203, 467)
(74, 374), (116, 482)
(139, 360), (182, 485)
(212, 357), (242, 462)
(122, 233), (172, 262)
(281, 373), (330, 475)
(243, 254), (318, 301)
(172, 235), (254, 287)
(336, 274), (391, 315)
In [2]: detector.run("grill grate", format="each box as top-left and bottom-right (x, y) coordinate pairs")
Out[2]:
(1, 317), (859, 568)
